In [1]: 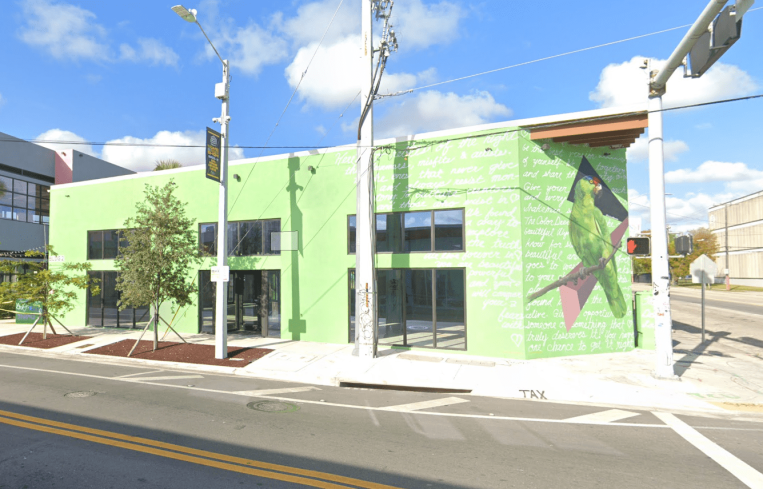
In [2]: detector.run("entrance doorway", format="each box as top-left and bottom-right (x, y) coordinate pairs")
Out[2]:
(199, 270), (280, 337)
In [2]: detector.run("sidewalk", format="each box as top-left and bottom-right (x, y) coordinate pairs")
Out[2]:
(2, 298), (762, 417)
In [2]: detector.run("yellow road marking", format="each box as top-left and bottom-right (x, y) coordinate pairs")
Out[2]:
(0, 409), (399, 489)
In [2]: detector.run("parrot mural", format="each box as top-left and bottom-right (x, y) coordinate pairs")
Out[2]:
(568, 175), (627, 318)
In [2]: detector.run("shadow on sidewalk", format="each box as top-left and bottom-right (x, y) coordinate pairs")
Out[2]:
(671, 319), (755, 377)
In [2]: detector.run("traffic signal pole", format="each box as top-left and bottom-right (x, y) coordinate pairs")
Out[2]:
(647, 0), (729, 379)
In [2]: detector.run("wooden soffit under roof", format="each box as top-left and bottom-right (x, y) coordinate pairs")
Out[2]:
(527, 112), (648, 149)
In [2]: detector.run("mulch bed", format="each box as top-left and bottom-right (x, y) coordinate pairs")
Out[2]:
(85, 339), (273, 367)
(0, 333), (92, 349)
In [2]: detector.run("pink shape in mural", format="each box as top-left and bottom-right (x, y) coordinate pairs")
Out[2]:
(559, 218), (629, 331)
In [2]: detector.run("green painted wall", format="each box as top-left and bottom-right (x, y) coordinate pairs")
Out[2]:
(49, 122), (633, 360)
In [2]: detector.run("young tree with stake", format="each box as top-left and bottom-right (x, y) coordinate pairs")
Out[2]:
(115, 180), (202, 354)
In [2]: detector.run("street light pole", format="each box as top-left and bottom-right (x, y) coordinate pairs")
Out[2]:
(172, 5), (231, 359)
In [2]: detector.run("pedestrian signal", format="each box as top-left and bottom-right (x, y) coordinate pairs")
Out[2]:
(627, 237), (650, 255)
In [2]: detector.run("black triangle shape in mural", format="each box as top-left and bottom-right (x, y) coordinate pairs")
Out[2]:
(566, 156), (627, 222)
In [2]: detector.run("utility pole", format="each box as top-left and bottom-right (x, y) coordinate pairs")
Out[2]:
(354, 0), (397, 358)
(213, 60), (231, 359)
(171, 5), (232, 360)
(647, 0), (751, 378)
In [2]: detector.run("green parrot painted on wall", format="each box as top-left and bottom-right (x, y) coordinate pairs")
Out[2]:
(569, 176), (627, 318)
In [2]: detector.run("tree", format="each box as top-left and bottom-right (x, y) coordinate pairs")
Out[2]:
(0, 247), (99, 343)
(0, 179), (6, 198)
(669, 227), (720, 284)
(115, 180), (201, 353)
(153, 159), (183, 171)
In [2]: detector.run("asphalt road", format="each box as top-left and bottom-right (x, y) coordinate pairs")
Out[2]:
(1, 351), (762, 489)
(671, 294), (763, 316)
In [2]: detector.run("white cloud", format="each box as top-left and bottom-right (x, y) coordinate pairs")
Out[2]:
(101, 130), (245, 172)
(629, 188), (728, 233)
(284, 35), (433, 110)
(665, 161), (763, 194)
(394, 0), (464, 50)
(374, 90), (512, 139)
(279, 0), (358, 47)
(590, 56), (758, 109)
(208, 19), (289, 76)
(626, 135), (689, 162)
(120, 38), (179, 67)
(35, 129), (97, 156)
(18, 0), (110, 61)
(0, 92), (4, 109)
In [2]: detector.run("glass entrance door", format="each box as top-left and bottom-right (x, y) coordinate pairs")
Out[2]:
(199, 270), (280, 336)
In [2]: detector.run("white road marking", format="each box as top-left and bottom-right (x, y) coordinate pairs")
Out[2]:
(564, 409), (640, 424)
(128, 375), (204, 382)
(234, 386), (321, 396)
(382, 397), (469, 412)
(2, 362), (761, 430)
(115, 370), (165, 378)
(654, 412), (763, 488)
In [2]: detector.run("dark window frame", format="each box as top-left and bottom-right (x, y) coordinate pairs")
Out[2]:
(85, 270), (148, 329)
(87, 229), (129, 260)
(348, 267), (467, 351)
(0, 175), (49, 225)
(199, 218), (282, 257)
(347, 208), (465, 255)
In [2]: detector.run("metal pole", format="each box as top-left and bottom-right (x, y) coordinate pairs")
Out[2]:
(725, 204), (730, 290)
(701, 276), (706, 343)
(214, 60), (231, 360)
(648, 93), (677, 379)
(353, 0), (376, 358)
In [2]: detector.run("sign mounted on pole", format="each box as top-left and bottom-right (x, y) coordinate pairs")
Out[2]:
(205, 127), (221, 182)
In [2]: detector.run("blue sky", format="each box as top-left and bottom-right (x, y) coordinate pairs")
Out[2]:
(0, 0), (761, 232)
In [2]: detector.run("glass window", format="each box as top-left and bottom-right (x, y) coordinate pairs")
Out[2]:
(378, 269), (404, 344)
(40, 199), (50, 213)
(27, 183), (38, 198)
(263, 219), (281, 255)
(348, 270), (355, 343)
(200, 223), (216, 255)
(348, 216), (356, 254)
(377, 213), (404, 253)
(0, 176), (12, 193)
(13, 208), (26, 222)
(0, 205), (12, 220)
(103, 230), (119, 259)
(88, 231), (103, 259)
(13, 193), (25, 208)
(87, 271), (102, 327)
(42, 215), (49, 224)
(13, 179), (27, 195)
(434, 210), (464, 251)
(40, 186), (50, 197)
(404, 211), (432, 252)
(102, 271), (119, 327)
(118, 229), (130, 251)
(27, 210), (39, 223)
(405, 269), (434, 347)
(0, 191), (11, 206)
(27, 196), (36, 210)
(227, 222), (239, 256)
(239, 221), (262, 256)
(435, 270), (465, 349)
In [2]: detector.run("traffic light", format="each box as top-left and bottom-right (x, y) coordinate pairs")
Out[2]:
(675, 235), (693, 255)
(627, 237), (650, 255)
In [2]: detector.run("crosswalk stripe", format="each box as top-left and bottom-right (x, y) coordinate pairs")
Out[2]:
(564, 409), (640, 423)
(655, 411), (763, 488)
(234, 386), (321, 396)
(381, 397), (469, 412)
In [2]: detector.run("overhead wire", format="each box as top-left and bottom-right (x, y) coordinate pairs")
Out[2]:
(375, 6), (763, 99)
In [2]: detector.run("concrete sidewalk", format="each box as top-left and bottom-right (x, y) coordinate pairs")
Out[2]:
(2, 294), (762, 417)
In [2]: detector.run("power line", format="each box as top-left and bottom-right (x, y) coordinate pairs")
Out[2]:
(376, 6), (763, 99)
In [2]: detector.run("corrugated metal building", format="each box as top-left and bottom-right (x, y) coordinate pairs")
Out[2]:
(709, 189), (763, 287)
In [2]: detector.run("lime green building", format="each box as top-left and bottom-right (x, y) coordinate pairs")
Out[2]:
(49, 106), (647, 359)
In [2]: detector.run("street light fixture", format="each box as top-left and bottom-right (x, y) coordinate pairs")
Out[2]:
(172, 5), (231, 360)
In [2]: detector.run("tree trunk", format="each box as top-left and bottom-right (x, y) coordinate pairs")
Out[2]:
(153, 302), (159, 352)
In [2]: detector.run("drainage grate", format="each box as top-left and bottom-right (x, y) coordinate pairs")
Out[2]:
(247, 401), (300, 413)
(64, 391), (97, 398)
(339, 382), (471, 394)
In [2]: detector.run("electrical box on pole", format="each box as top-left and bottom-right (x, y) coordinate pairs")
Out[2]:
(627, 237), (650, 256)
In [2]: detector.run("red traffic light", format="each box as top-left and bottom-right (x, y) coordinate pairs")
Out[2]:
(627, 237), (650, 255)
